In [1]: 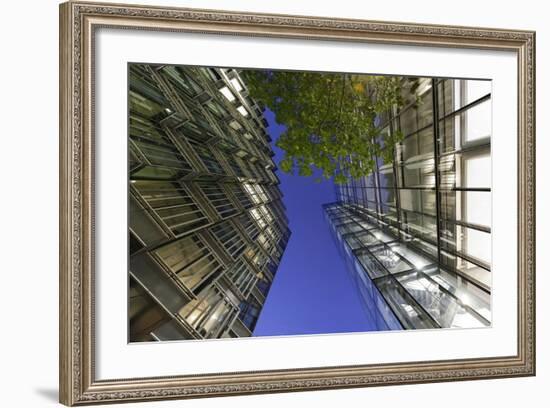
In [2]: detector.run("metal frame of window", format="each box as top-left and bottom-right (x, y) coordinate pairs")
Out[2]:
(325, 77), (492, 329)
(128, 64), (291, 342)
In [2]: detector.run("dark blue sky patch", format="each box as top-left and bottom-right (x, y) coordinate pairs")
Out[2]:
(252, 110), (377, 337)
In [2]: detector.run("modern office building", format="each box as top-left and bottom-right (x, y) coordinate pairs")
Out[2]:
(128, 64), (290, 342)
(324, 77), (492, 330)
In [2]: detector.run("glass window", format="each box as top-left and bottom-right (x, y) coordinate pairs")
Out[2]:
(228, 183), (254, 210)
(355, 231), (382, 247)
(401, 129), (433, 162)
(464, 191), (491, 227)
(395, 270), (488, 328)
(438, 79), (491, 117)
(370, 245), (412, 274)
(179, 285), (238, 338)
(463, 228), (491, 265)
(375, 276), (438, 329)
(133, 180), (209, 236)
(226, 259), (257, 296)
(161, 66), (202, 97)
(416, 88), (433, 129)
(211, 221), (246, 259)
(443, 191), (489, 249)
(378, 167), (395, 189)
(239, 298), (261, 331)
(438, 115), (458, 154)
(463, 152), (491, 189)
(205, 100), (229, 119)
(441, 251), (491, 289)
(463, 100), (491, 143)
(399, 189), (436, 216)
(356, 250), (387, 279)
(155, 235), (223, 291)
(388, 242), (434, 270)
(400, 209), (437, 245)
(129, 65), (171, 109)
(186, 136), (225, 175)
(437, 79), (453, 119)
(425, 266), (491, 321)
(198, 182), (238, 219)
(238, 213), (260, 241)
(399, 105), (417, 135)
(402, 159), (435, 188)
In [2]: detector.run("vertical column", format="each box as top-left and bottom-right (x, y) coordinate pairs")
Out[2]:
(374, 155), (383, 220)
(431, 78), (443, 265)
(389, 109), (402, 240)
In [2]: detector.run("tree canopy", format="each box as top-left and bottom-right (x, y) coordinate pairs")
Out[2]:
(242, 70), (413, 184)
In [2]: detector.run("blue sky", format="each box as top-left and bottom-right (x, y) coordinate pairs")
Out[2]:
(252, 110), (377, 337)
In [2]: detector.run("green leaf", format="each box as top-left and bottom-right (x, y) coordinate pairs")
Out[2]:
(279, 157), (293, 173)
(245, 70), (405, 182)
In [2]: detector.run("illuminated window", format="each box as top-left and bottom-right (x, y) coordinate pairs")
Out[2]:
(236, 105), (249, 117)
(219, 86), (236, 102)
(230, 77), (243, 92)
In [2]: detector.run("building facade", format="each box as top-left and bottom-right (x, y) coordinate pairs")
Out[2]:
(325, 77), (492, 330)
(128, 64), (290, 342)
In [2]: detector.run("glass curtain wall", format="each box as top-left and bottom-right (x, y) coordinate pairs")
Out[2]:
(326, 77), (491, 330)
(128, 64), (290, 342)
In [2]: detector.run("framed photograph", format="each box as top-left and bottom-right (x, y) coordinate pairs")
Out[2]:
(59, 1), (536, 405)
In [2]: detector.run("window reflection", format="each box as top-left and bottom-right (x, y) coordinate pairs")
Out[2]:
(128, 64), (290, 342)
(325, 77), (491, 330)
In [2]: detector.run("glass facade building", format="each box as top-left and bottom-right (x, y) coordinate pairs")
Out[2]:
(128, 64), (290, 342)
(324, 77), (492, 330)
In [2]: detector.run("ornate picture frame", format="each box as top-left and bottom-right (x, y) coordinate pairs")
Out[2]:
(59, 1), (535, 405)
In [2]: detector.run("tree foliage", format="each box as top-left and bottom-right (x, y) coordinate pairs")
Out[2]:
(242, 70), (413, 183)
